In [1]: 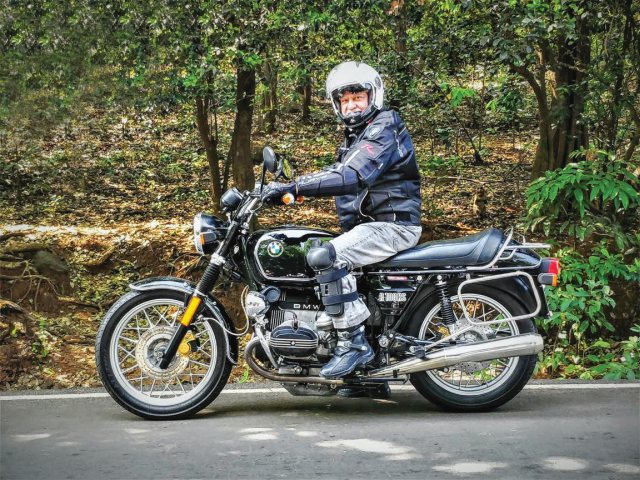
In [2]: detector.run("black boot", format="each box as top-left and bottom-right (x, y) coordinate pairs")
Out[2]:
(319, 326), (374, 378)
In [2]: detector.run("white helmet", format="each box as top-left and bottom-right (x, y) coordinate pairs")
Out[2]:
(325, 61), (384, 128)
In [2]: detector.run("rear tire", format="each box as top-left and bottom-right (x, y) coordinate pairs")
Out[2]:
(407, 285), (537, 412)
(96, 289), (232, 420)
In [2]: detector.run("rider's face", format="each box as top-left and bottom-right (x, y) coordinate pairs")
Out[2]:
(340, 91), (369, 116)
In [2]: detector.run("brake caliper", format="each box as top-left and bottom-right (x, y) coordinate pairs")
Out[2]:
(178, 330), (198, 356)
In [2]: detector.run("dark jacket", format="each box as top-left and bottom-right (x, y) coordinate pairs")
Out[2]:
(296, 109), (421, 232)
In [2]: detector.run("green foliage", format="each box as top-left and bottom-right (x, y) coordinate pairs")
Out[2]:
(419, 154), (463, 175)
(537, 241), (639, 337)
(535, 328), (640, 380)
(524, 157), (639, 249)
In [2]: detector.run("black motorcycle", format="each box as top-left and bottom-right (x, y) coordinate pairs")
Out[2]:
(96, 147), (559, 420)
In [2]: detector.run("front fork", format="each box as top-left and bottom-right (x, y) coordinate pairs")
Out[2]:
(158, 256), (224, 369)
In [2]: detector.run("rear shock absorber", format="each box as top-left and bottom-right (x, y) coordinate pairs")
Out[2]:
(435, 275), (456, 326)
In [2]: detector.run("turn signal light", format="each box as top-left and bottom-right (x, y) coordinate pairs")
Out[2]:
(538, 273), (558, 286)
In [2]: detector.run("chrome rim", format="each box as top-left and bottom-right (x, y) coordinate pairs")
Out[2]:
(418, 294), (520, 396)
(109, 298), (218, 406)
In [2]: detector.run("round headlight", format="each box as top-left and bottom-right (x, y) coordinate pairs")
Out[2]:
(192, 213), (227, 254)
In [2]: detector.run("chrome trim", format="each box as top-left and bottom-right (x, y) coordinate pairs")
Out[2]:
(456, 270), (542, 323)
(254, 327), (279, 367)
(367, 333), (543, 377)
(367, 269), (467, 275)
(269, 339), (318, 348)
(210, 253), (226, 265)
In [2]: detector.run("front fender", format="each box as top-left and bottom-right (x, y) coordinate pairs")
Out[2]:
(129, 276), (239, 364)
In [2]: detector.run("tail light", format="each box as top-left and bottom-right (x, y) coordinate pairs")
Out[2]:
(538, 257), (561, 286)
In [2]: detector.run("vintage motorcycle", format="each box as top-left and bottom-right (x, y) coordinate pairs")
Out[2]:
(96, 147), (560, 420)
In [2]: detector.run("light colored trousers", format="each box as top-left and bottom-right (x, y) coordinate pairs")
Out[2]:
(327, 222), (422, 329)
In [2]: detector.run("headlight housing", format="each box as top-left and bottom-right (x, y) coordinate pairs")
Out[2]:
(193, 213), (227, 254)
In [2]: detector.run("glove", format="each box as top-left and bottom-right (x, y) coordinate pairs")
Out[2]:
(262, 182), (296, 204)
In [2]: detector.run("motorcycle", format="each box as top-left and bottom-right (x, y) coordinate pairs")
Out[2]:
(96, 147), (559, 420)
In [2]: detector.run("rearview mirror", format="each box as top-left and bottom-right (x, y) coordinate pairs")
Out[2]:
(263, 147), (277, 173)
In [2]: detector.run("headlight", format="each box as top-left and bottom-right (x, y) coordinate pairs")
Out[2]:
(193, 213), (227, 254)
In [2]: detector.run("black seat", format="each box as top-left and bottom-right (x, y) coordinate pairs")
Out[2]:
(377, 228), (505, 269)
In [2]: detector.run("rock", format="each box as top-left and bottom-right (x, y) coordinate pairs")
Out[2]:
(32, 250), (69, 275)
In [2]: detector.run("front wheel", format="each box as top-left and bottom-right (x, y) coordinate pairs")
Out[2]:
(96, 289), (232, 420)
(407, 285), (537, 412)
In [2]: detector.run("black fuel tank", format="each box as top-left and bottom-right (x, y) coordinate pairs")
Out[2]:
(247, 227), (337, 284)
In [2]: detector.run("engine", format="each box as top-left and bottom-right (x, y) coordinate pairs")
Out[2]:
(266, 290), (334, 360)
(244, 289), (334, 361)
(269, 319), (319, 358)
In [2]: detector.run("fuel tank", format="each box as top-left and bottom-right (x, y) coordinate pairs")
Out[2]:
(246, 227), (337, 284)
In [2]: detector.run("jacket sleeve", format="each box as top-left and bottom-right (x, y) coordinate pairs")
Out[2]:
(294, 163), (360, 197)
(342, 114), (403, 187)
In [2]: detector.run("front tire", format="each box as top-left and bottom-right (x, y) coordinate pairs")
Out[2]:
(407, 285), (537, 412)
(96, 289), (232, 420)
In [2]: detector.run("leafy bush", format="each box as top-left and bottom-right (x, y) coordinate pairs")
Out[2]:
(524, 156), (638, 250)
(539, 243), (640, 337)
(524, 155), (639, 379)
(535, 327), (640, 380)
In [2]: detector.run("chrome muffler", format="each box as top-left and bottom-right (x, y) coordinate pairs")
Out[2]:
(367, 333), (544, 377)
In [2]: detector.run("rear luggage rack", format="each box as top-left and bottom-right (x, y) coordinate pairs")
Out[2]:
(469, 228), (551, 270)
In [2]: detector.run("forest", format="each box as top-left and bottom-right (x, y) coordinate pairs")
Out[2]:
(0, 0), (638, 389)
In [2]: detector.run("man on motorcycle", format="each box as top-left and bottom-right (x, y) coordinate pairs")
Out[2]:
(263, 61), (422, 385)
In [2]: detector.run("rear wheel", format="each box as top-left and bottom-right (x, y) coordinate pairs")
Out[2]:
(407, 285), (537, 412)
(96, 289), (232, 420)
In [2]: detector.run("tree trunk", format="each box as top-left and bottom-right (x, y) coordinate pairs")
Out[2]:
(195, 97), (221, 211)
(300, 76), (312, 122)
(526, 22), (591, 179)
(264, 62), (277, 134)
(389, 2), (409, 111)
(228, 66), (256, 192)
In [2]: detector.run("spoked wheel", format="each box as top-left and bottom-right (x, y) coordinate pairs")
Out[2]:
(96, 289), (232, 420)
(407, 285), (537, 412)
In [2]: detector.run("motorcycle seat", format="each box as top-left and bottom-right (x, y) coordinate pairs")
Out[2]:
(376, 228), (505, 269)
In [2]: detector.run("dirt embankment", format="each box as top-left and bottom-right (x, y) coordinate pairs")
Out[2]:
(0, 223), (249, 390)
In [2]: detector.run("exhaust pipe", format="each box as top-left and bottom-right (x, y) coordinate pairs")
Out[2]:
(367, 333), (544, 377)
(244, 337), (345, 386)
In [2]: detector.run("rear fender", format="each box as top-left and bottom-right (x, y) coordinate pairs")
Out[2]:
(130, 276), (239, 364)
(483, 274), (550, 319)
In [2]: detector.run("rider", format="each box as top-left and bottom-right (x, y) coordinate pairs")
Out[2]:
(263, 61), (422, 385)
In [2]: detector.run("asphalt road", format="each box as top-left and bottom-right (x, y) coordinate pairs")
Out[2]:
(1, 381), (638, 480)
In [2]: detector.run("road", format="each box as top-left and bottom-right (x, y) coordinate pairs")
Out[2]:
(1, 381), (638, 480)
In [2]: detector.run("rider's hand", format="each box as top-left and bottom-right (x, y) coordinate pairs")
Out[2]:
(262, 182), (296, 204)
